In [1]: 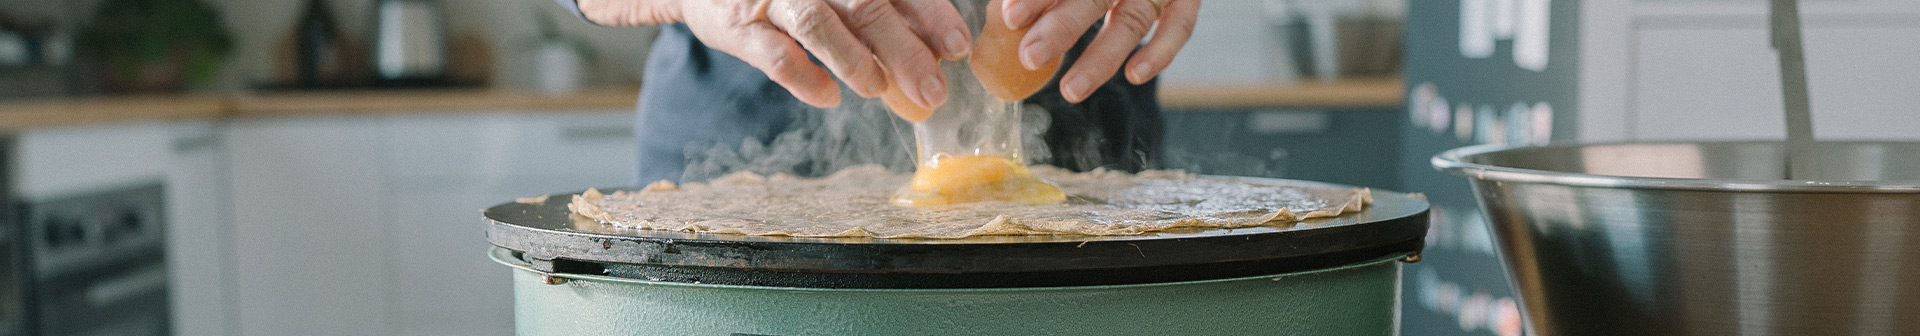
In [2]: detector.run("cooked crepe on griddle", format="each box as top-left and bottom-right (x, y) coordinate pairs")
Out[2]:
(568, 165), (1371, 239)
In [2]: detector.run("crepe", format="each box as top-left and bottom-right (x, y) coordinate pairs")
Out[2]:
(568, 165), (1371, 239)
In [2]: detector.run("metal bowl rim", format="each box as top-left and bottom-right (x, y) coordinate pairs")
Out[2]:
(1433, 140), (1920, 193)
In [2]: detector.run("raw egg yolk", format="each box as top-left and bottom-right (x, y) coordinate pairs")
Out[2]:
(893, 154), (1066, 206)
(970, 0), (1061, 102)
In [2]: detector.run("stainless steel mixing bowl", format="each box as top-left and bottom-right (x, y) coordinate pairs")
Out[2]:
(1434, 141), (1920, 336)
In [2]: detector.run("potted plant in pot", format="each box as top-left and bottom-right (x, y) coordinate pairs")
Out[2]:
(78, 0), (234, 93)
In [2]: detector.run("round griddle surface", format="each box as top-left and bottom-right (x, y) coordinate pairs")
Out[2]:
(485, 177), (1427, 288)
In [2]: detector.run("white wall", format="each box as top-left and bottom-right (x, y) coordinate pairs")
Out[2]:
(1578, 0), (1920, 142)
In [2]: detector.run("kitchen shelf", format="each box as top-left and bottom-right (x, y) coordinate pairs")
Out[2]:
(229, 87), (640, 117)
(0, 78), (1403, 130)
(0, 88), (640, 131)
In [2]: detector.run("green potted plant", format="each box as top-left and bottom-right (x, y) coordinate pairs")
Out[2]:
(78, 0), (234, 93)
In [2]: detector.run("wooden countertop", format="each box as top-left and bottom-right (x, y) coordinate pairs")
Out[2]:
(0, 94), (227, 131)
(0, 78), (1401, 130)
(1159, 77), (1403, 110)
(228, 86), (642, 117)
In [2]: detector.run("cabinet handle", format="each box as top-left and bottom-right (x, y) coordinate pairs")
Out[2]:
(171, 135), (218, 154)
(559, 125), (633, 142)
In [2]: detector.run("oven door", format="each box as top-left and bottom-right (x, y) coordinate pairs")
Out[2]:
(1, 136), (25, 336)
(1, 210), (24, 336)
(23, 184), (170, 336)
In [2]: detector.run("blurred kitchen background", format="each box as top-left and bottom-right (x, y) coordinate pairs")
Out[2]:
(0, 0), (1916, 335)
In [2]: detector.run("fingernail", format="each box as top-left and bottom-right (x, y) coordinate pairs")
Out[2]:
(1129, 62), (1152, 82)
(1005, 1), (1030, 29)
(1063, 75), (1089, 102)
(918, 76), (948, 108)
(866, 77), (889, 97)
(816, 90), (843, 108)
(944, 30), (970, 59)
(1021, 40), (1049, 70)
(864, 62), (889, 96)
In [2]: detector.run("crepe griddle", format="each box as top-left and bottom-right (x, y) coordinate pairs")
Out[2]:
(485, 177), (1428, 289)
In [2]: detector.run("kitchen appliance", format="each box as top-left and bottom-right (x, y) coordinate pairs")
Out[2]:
(485, 180), (1428, 335)
(1435, 141), (1920, 335)
(0, 21), (77, 97)
(370, 0), (447, 86)
(0, 137), (23, 336)
(22, 184), (170, 336)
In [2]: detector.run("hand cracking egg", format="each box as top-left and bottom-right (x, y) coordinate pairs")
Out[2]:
(970, 0), (1060, 102)
(884, 0), (1068, 207)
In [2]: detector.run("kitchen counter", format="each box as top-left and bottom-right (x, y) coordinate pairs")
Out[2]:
(0, 78), (1401, 130)
(228, 87), (644, 117)
(0, 95), (228, 131)
(1159, 77), (1402, 110)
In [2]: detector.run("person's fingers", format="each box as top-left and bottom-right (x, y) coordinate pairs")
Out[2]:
(681, 0), (840, 106)
(764, 0), (888, 97)
(827, 0), (947, 109)
(891, 0), (972, 60)
(1020, 0), (1115, 71)
(999, 0), (1056, 29)
(734, 25), (845, 107)
(1124, 0), (1197, 85)
(1058, 0), (1157, 102)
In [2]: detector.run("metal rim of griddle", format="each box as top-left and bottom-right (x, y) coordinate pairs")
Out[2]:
(484, 177), (1428, 289)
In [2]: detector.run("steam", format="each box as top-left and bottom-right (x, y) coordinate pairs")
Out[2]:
(681, 0), (1065, 182)
(678, 85), (1061, 182)
(680, 94), (918, 182)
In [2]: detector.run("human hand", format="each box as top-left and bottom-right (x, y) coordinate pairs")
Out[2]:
(670, 0), (972, 109)
(997, 0), (1198, 103)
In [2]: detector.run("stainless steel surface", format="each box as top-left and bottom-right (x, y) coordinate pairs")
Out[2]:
(22, 184), (171, 336)
(1435, 141), (1920, 335)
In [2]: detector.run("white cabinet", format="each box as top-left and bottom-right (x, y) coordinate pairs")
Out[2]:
(225, 110), (634, 336)
(11, 109), (635, 336)
(12, 123), (172, 200)
(226, 117), (392, 336)
(11, 121), (234, 336)
(163, 121), (235, 336)
(380, 110), (634, 336)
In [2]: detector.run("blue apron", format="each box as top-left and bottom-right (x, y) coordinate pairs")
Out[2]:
(631, 24), (802, 184)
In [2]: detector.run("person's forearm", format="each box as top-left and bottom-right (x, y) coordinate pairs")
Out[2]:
(574, 0), (683, 26)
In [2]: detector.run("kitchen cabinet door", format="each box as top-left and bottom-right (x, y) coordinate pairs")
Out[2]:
(225, 117), (392, 336)
(379, 110), (634, 336)
(164, 121), (235, 336)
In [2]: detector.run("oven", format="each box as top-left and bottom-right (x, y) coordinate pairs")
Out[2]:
(0, 136), (25, 336)
(20, 183), (169, 336)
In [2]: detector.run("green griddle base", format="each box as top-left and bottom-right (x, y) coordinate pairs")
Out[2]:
(495, 247), (1404, 336)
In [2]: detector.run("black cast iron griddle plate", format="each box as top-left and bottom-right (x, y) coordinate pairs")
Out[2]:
(484, 177), (1428, 288)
